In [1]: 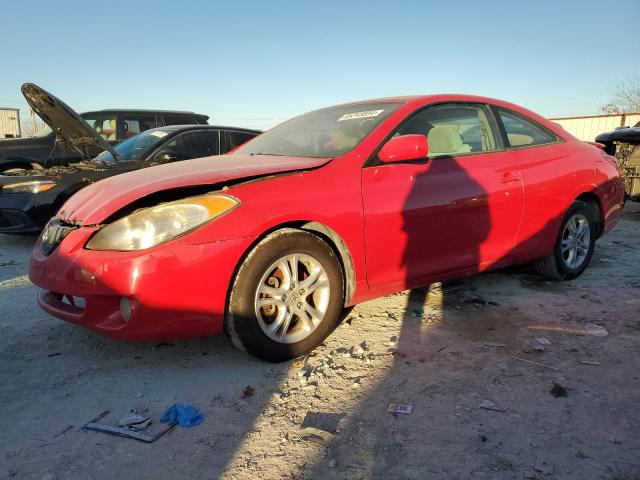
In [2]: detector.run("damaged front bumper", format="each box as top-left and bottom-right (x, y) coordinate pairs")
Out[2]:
(29, 226), (256, 341)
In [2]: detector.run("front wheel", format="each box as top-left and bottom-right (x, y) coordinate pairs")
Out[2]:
(225, 229), (344, 362)
(535, 200), (597, 280)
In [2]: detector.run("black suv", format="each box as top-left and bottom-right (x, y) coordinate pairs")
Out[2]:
(0, 85), (209, 172)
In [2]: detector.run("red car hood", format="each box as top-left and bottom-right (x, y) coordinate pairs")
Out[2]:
(58, 154), (330, 225)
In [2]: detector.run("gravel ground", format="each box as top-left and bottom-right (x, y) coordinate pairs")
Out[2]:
(1, 204), (639, 480)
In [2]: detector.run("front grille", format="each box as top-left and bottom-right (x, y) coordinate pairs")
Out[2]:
(41, 219), (78, 255)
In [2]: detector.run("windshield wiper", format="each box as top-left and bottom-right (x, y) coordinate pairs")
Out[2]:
(249, 152), (287, 156)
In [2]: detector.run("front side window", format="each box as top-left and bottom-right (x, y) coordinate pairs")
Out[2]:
(163, 130), (219, 160)
(82, 114), (117, 141)
(233, 102), (403, 158)
(93, 129), (172, 164)
(392, 103), (497, 157)
(495, 108), (557, 147)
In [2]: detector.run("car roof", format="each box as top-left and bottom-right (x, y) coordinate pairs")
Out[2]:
(146, 124), (261, 134)
(82, 109), (209, 118)
(340, 94), (518, 106)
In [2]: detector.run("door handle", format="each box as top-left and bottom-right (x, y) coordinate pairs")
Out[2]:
(501, 172), (522, 184)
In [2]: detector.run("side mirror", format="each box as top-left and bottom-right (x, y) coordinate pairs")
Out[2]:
(154, 150), (178, 162)
(378, 134), (428, 163)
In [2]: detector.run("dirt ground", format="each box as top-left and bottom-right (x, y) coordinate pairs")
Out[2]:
(1, 204), (639, 480)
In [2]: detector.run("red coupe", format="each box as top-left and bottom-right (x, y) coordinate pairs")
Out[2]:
(29, 95), (625, 361)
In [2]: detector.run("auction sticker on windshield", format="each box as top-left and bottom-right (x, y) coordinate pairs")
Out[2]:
(337, 110), (384, 122)
(151, 131), (169, 138)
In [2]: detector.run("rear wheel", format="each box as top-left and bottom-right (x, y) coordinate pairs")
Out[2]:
(535, 200), (597, 280)
(226, 229), (344, 362)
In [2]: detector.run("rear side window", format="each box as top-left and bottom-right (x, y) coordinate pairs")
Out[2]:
(162, 130), (219, 160)
(163, 114), (197, 126)
(224, 131), (256, 152)
(82, 114), (117, 141)
(495, 109), (557, 147)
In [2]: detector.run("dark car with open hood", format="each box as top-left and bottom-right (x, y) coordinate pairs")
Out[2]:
(0, 83), (209, 173)
(0, 86), (259, 233)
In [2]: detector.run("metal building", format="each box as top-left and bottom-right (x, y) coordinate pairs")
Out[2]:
(0, 108), (21, 138)
(549, 112), (640, 141)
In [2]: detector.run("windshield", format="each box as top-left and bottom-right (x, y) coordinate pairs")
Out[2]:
(234, 101), (403, 158)
(94, 129), (172, 164)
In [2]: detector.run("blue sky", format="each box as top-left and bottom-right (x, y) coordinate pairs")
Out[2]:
(1, 0), (639, 130)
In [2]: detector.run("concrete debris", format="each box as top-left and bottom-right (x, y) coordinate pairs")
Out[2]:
(299, 427), (334, 446)
(242, 385), (255, 398)
(301, 412), (343, 434)
(534, 459), (555, 476)
(550, 382), (568, 398)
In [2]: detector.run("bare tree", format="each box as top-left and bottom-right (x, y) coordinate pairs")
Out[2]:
(601, 77), (640, 114)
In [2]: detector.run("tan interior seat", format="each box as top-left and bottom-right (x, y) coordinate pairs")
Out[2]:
(507, 133), (534, 146)
(427, 125), (472, 156)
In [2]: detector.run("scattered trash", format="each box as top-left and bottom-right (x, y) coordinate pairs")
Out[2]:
(478, 400), (507, 412)
(118, 412), (151, 431)
(484, 342), (506, 348)
(84, 410), (176, 443)
(161, 404), (204, 427)
(584, 323), (608, 337)
(387, 403), (414, 415)
(512, 355), (559, 370)
(291, 358), (306, 369)
(532, 345), (546, 352)
(578, 360), (601, 366)
(242, 385), (255, 398)
(550, 381), (568, 398)
(301, 412), (343, 434)
(388, 335), (398, 347)
(535, 337), (552, 345)
(462, 293), (499, 306)
(53, 425), (73, 438)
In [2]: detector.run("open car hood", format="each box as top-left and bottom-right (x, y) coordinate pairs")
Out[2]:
(21, 83), (121, 160)
(57, 154), (331, 225)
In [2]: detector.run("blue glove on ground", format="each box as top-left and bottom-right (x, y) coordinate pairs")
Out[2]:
(160, 404), (204, 427)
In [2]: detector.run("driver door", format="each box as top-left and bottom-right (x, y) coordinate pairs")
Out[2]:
(361, 103), (523, 289)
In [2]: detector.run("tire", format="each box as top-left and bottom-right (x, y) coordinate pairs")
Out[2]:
(225, 228), (344, 362)
(535, 200), (597, 280)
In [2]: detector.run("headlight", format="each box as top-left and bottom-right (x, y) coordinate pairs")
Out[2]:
(85, 194), (239, 251)
(2, 180), (57, 194)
